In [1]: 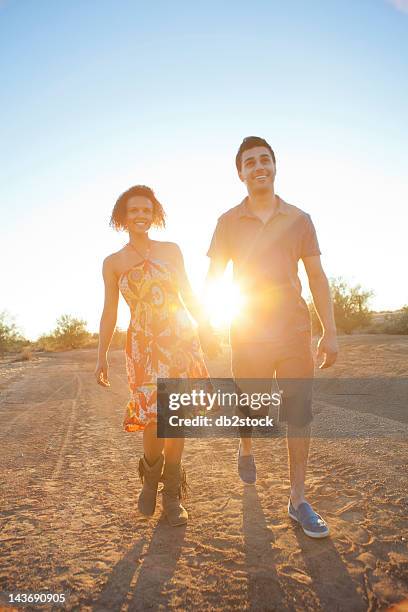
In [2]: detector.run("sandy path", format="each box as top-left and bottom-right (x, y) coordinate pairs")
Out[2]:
(0, 337), (408, 611)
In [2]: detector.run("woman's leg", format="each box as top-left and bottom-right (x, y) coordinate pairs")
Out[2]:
(138, 422), (164, 516)
(141, 424), (185, 466)
(143, 421), (164, 465)
(163, 437), (184, 464)
(162, 437), (188, 526)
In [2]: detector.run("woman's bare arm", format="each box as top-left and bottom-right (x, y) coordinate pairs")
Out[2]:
(171, 244), (220, 358)
(170, 244), (208, 325)
(95, 256), (120, 385)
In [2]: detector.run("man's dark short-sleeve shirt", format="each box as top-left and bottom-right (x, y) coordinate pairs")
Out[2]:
(207, 196), (321, 345)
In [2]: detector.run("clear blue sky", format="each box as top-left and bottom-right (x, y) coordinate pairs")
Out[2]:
(1, 0), (407, 339)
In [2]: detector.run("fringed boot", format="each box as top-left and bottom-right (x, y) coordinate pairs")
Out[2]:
(137, 454), (164, 516)
(162, 462), (188, 526)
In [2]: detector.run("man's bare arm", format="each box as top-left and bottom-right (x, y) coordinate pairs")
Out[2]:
(303, 255), (338, 369)
(206, 256), (229, 283)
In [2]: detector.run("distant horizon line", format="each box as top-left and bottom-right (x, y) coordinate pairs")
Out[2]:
(14, 304), (408, 342)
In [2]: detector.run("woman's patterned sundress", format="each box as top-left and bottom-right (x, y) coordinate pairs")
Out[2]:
(118, 255), (208, 432)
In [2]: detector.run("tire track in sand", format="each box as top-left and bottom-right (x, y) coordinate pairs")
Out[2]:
(0, 376), (78, 439)
(46, 373), (82, 485)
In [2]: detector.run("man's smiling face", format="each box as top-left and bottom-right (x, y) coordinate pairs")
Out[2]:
(238, 146), (276, 195)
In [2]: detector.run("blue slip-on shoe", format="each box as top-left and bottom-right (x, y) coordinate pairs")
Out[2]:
(237, 446), (257, 485)
(288, 499), (330, 538)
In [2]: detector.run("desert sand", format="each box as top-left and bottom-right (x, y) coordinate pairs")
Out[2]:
(0, 335), (407, 611)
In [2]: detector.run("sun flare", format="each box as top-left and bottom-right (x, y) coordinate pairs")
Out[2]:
(204, 279), (245, 329)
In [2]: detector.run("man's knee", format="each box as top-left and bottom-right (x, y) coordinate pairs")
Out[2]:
(287, 421), (311, 437)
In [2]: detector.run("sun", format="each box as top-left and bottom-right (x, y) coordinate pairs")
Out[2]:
(204, 277), (245, 329)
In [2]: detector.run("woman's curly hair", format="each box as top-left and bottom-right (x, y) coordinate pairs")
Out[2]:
(110, 185), (166, 231)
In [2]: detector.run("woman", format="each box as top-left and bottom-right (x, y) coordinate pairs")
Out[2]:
(95, 184), (216, 527)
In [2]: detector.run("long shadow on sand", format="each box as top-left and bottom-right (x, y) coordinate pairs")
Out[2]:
(243, 486), (289, 611)
(92, 518), (186, 612)
(92, 536), (147, 611)
(127, 517), (186, 611)
(290, 521), (365, 612)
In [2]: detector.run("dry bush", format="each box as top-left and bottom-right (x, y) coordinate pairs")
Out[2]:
(35, 315), (91, 351)
(0, 311), (27, 354)
(82, 333), (99, 349)
(359, 308), (408, 335)
(35, 334), (58, 352)
(309, 278), (373, 335)
(12, 346), (34, 362)
(382, 306), (408, 334)
(20, 346), (33, 361)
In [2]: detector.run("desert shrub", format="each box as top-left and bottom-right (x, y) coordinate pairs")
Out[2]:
(13, 346), (34, 361)
(76, 328), (126, 350)
(309, 278), (373, 335)
(36, 333), (58, 351)
(82, 332), (99, 349)
(0, 311), (27, 353)
(37, 314), (90, 350)
(382, 306), (408, 334)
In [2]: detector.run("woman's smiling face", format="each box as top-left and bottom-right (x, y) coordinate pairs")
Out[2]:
(126, 196), (154, 234)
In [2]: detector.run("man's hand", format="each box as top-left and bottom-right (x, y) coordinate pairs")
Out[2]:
(198, 323), (222, 359)
(316, 332), (338, 369)
(94, 357), (110, 387)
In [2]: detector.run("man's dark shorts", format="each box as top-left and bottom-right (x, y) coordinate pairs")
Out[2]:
(231, 332), (314, 430)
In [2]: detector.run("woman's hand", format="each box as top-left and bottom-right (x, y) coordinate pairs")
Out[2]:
(95, 357), (110, 387)
(198, 323), (222, 359)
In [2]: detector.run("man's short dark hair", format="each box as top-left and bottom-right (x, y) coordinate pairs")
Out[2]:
(235, 136), (276, 172)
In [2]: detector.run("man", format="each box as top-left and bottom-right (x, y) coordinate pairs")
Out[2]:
(206, 136), (338, 538)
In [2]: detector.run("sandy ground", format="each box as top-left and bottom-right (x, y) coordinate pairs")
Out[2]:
(0, 335), (407, 611)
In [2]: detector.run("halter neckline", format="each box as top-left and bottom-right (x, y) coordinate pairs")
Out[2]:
(127, 239), (151, 261)
(118, 256), (171, 284)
